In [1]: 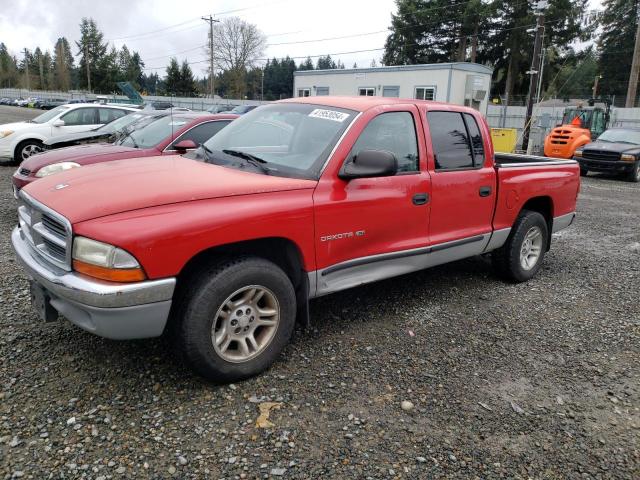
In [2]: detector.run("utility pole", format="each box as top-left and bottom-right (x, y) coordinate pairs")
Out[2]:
(625, 2), (640, 108)
(522, 1), (547, 153)
(592, 74), (602, 98)
(84, 45), (91, 92)
(23, 48), (30, 91)
(202, 14), (220, 99)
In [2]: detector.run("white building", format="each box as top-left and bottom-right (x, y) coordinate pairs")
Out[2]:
(293, 62), (493, 113)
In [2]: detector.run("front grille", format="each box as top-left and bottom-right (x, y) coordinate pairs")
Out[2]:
(582, 149), (621, 162)
(549, 128), (573, 145)
(42, 213), (67, 238)
(19, 167), (31, 176)
(17, 192), (72, 271)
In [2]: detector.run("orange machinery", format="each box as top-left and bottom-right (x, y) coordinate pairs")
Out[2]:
(543, 101), (610, 159)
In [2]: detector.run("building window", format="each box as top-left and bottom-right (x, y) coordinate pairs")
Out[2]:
(415, 87), (436, 101)
(297, 88), (310, 97)
(315, 87), (329, 96)
(358, 87), (375, 96)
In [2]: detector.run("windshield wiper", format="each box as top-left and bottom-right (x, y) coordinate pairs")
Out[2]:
(222, 149), (274, 174)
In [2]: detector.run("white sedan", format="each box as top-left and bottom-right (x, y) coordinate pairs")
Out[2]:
(0, 103), (137, 163)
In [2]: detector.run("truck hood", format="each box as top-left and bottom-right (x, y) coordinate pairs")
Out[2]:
(584, 141), (640, 155)
(20, 144), (141, 172)
(22, 155), (317, 223)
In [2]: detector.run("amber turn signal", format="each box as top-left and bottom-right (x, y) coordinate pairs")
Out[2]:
(73, 260), (146, 282)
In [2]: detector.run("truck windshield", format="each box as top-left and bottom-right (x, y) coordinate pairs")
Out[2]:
(597, 129), (640, 145)
(200, 103), (356, 179)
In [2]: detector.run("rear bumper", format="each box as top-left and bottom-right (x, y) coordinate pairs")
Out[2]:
(11, 227), (176, 339)
(578, 158), (636, 173)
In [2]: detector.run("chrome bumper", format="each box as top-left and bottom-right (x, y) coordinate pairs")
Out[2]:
(11, 227), (176, 339)
(552, 212), (576, 233)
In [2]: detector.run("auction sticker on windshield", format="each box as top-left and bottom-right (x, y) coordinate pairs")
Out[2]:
(308, 109), (350, 122)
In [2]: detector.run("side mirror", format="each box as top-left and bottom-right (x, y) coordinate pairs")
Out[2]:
(339, 149), (398, 180)
(52, 119), (65, 127)
(173, 139), (197, 151)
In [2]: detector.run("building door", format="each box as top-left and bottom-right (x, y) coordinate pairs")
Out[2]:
(382, 86), (400, 97)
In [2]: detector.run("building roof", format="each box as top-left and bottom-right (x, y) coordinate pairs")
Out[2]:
(294, 62), (493, 77)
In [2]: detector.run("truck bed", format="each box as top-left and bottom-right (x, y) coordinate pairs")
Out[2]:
(495, 152), (577, 167)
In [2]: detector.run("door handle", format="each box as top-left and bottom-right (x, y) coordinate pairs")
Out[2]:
(479, 186), (492, 197)
(412, 193), (429, 205)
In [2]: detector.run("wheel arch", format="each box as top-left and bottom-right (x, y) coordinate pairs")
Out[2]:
(519, 196), (553, 251)
(175, 237), (310, 325)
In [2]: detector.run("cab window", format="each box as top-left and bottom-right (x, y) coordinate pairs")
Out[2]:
(348, 112), (419, 173)
(61, 107), (98, 126)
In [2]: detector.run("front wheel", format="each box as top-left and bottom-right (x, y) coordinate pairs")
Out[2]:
(15, 139), (43, 164)
(492, 210), (549, 283)
(174, 257), (296, 382)
(627, 161), (640, 183)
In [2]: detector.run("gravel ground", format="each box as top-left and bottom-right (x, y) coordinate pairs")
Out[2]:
(0, 106), (40, 125)
(0, 106), (638, 478)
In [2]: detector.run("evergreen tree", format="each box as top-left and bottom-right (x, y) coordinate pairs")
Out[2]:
(53, 37), (74, 91)
(298, 57), (314, 71)
(76, 17), (108, 91)
(316, 55), (337, 69)
(598, 0), (639, 97)
(0, 43), (19, 88)
(179, 60), (196, 96)
(165, 57), (181, 94)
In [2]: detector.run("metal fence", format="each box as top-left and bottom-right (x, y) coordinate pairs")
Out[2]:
(0, 88), (269, 111)
(486, 105), (640, 154)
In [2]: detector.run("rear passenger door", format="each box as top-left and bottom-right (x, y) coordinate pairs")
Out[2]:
(425, 110), (496, 245)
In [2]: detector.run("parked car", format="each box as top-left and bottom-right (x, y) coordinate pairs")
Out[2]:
(574, 127), (640, 182)
(12, 113), (237, 188)
(14, 98), (30, 107)
(230, 104), (258, 115)
(37, 98), (68, 110)
(207, 104), (235, 114)
(0, 97), (12, 105)
(0, 103), (137, 164)
(42, 110), (169, 150)
(11, 97), (579, 382)
(147, 101), (174, 110)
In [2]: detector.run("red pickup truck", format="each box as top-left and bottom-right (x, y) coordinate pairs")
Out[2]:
(12, 97), (579, 382)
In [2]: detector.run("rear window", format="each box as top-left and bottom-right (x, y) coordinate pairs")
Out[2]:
(427, 111), (473, 170)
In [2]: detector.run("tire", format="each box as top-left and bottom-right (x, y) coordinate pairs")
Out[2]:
(626, 161), (640, 183)
(492, 210), (549, 283)
(579, 167), (588, 177)
(15, 139), (44, 164)
(174, 256), (296, 383)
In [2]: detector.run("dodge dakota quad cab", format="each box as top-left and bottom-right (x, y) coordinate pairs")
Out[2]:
(12, 97), (580, 382)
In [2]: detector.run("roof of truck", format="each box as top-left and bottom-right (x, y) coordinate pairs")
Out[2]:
(278, 95), (477, 114)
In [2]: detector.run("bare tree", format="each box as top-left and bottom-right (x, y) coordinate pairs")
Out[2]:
(208, 16), (266, 98)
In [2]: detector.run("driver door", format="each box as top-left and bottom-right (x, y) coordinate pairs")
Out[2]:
(312, 106), (431, 295)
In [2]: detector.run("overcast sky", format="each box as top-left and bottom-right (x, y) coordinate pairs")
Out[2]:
(0, 0), (604, 77)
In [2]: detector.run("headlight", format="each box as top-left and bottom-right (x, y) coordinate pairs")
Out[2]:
(621, 154), (636, 162)
(72, 236), (146, 282)
(573, 150), (583, 157)
(0, 130), (14, 139)
(35, 162), (81, 178)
